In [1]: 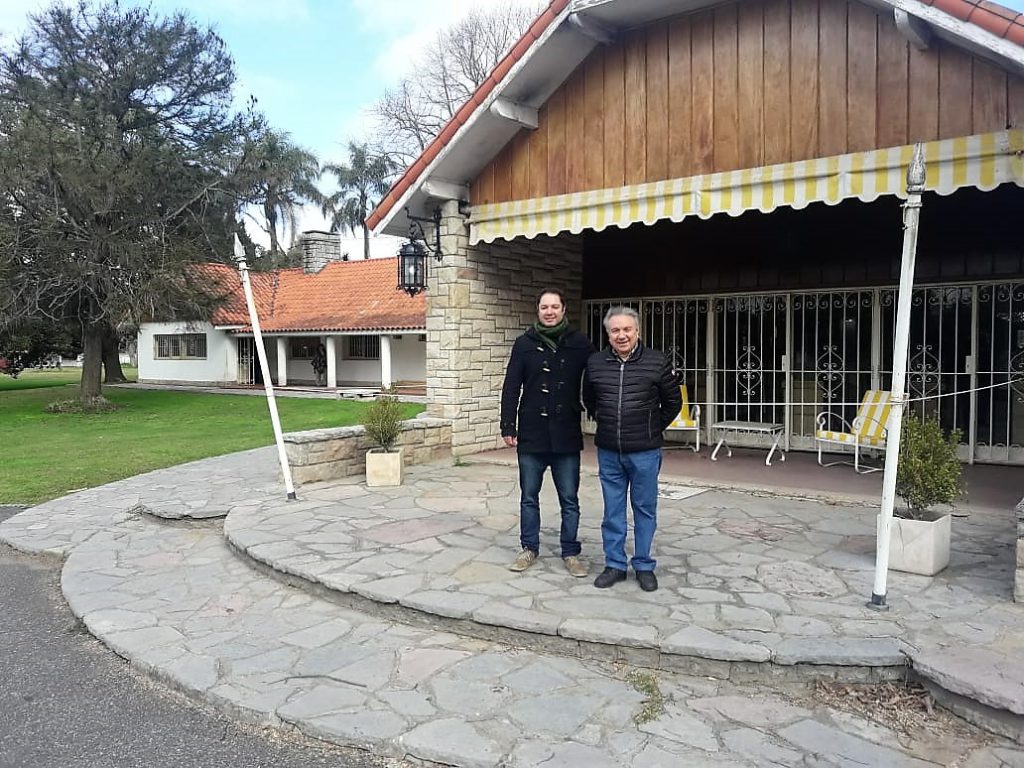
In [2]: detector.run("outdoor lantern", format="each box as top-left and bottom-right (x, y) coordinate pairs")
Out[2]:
(397, 239), (428, 296)
(396, 206), (444, 297)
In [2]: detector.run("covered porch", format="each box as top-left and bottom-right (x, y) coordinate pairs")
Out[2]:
(577, 183), (1024, 465)
(233, 331), (426, 392)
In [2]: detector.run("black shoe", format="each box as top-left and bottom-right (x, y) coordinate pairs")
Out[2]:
(593, 567), (627, 589)
(636, 570), (659, 592)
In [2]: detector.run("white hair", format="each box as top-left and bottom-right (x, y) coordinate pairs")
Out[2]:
(602, 305), (640, 332)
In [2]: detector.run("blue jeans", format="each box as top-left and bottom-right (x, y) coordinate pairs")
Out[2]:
(518, 451), (582, 558)
(596, 447), (661, 572)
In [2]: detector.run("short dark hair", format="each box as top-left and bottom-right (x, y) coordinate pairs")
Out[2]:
(537, 289), (566, 306)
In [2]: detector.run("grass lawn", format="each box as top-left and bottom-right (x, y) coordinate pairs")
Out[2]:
(0, 367), (138, 391)
(0, 384), (424, 505)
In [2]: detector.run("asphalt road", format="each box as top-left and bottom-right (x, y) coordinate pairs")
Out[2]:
(0, 506), (404, 768)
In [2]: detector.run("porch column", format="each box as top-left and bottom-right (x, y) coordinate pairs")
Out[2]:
(326, 336), (337, 388)
(380, 335), (393, 389)
(276, 337), (287, 386)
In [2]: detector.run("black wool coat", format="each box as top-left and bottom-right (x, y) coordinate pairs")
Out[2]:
(583, 342), (683, 453)
(500, 326), (595, 454)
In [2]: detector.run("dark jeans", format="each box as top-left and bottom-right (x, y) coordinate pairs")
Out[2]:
(517, 451), (582, 558)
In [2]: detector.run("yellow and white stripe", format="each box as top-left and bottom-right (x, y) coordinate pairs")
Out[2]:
(469, 130), (1023, 245)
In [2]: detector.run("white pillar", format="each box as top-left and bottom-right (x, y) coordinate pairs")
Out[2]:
(380, 335), (393, 389)
(234, 238), (296, 500)
(276, 337), (288, 386)
(871, 144), (926, 609)
(326, 336), (337, 389)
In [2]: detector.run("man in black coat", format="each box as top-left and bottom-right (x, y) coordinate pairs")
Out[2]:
(500, 289), (595, 577)
(583, 306), (682, 592)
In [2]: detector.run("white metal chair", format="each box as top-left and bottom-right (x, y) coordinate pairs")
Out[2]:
(815, 389), (892, 473)
(666, 384), (701, 452)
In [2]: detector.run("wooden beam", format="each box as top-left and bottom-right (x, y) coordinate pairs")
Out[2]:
(895, 9), (932, 51)
(567, 12), (616, 45)
(489, 98), (539, 130)
(422, 179), (469, 202)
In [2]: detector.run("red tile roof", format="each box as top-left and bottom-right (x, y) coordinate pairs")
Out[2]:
(366, 0), (1022, 233)
(920, 0), (1024, 44)
(196, 263), (277, 326)
(199, 259), (425, 333)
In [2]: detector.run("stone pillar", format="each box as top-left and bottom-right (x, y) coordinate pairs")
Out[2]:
(326, 336), (337, 389)
(380, 335), (393, 389)
(427, 199), (584, 455)
(276, 337), (288, 386)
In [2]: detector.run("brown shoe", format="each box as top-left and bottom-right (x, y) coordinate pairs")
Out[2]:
(563, 556), (588, 578)
(508, 548), (538, 572)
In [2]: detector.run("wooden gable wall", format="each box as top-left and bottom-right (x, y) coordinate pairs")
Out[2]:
(470, 0), (1024, 206)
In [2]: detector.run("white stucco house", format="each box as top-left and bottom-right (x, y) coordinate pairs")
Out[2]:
(137, 252), (426, 391)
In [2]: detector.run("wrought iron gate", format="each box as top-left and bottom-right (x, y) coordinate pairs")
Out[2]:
(584, 280), (1024, 464)
(789, 290), (874, 450)
(712, 294), (787, 428)
(237, 337), (256, 386)
(975, 282), (1024, 463)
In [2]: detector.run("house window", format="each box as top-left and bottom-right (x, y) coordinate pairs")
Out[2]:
(154, 333), (207, 360)
(291, 341), (318, 359)
(346, 335), (380, 360)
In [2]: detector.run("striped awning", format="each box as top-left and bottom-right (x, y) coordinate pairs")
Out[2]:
(469, 130), (1024, 245)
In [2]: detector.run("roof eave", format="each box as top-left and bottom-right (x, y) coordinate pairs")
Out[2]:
(372, 1), (586, 237)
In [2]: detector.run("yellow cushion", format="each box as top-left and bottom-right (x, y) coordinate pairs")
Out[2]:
(855, 390), (892, 441)
(667, 384), (698, 430)
(816, 430), (885, 447)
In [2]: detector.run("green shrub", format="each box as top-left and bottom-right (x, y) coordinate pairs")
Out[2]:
(361, 389), (404, 452)
(895, 414), (962, 517)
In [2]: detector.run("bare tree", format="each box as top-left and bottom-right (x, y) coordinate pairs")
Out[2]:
(373, 3), (542, 164)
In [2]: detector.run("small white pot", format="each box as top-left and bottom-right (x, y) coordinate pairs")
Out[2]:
(366, 447), (403, 487)
(880, 511), (952, 576)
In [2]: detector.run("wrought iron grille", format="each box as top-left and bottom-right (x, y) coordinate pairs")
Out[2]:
(584, 280), (1024, 464)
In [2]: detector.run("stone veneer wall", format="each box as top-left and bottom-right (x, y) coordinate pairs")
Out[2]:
(284, 417), (451, 484)
(429, 200), (585, 455)
(1017, 497), (1024, 602)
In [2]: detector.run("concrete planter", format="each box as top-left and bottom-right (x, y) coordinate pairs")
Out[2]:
(366, 448), (403, 487)
(881, 510), (952, 576)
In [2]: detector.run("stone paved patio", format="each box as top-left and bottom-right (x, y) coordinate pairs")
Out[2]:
(2, 446), (1023, 766)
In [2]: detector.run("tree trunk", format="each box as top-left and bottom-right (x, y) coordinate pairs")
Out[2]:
(362, 223), (370, 260)
(265, 202), (281, 254)
(79, 324), (104, 403)
(102, 326), (128, 383)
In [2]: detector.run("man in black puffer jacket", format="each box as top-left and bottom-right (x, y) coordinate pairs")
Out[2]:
(583, 306), (682, 593)
(501, 289), (595, 577)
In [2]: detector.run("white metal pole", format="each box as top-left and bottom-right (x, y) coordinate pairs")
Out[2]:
(871, 144), (926, 608)
(234, 238), (297, 500)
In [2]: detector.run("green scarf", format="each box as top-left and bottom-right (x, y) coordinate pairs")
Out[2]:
(533, 318), (568, 351)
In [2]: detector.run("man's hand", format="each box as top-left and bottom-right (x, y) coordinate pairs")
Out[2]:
(503, 435), (518, 448)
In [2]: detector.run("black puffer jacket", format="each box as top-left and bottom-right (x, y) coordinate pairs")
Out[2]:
(583, 342), (682, 453)
(500, 327), (594, 454)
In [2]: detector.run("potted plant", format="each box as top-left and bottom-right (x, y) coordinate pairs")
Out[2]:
(362, 387), (405, 486)
(885, 414), (963, 576)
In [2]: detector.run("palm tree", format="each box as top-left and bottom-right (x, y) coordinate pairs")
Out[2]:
(241, 129), (324, 255)
(322, 143), (395, 260)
